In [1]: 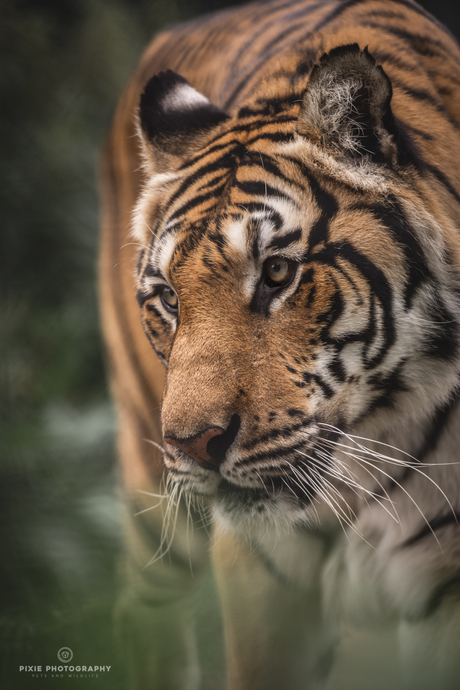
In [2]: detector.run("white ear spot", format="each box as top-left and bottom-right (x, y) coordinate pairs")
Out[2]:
(161, 83), (210, 112)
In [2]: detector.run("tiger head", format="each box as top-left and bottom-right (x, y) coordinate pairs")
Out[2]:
(133, 45), (460, 535)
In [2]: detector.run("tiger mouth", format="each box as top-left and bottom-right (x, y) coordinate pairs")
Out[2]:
(166, 426), (341, 510)
(217, 476), (314, 507)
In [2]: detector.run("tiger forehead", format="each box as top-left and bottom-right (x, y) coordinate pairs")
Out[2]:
(150, 168), (388, 281)
(156, 204), (387, 290)
(152, 157), (317, 252)
(155, 135), (308, 232)
(155, 194), (318, 280)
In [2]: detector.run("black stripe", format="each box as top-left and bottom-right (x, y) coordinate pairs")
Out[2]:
(364, 22), (460, 64)
(388, 0), (460, 32)
(246, 131), (295, 145)
(366, 361), (409, 413)
(425, 163), (460, 207)
(417, 393), (460, 462)
(303, 372), (333, 398)
(373, 392), (460, 499)
(241, 150), (285, 178)
(400, 512), (460, 549)
(224, 0), (451, 112)
(423, 293), (459, 362)
(229, 1), (300, 72)
(400, 121), (434, 142)
(234, 179), (296, 206)
(136, 248), (145, 276)
(280, 157), (338, 247)
(246, 217), (260, 259)
(268, 228), (302, 251)
(170, 223), (203, 259)
(145, 303), (172, 330)
(178, 139), (239, 171)
(169, 153), (236, 207)
(238, 93), (302, 118)
(142, 320), (167, 363)
(177, 117), (294, 173)
(142, 263), (164, 280)
(311, 0), (367, 33)
(237, 202), (283, 230)
(238, 151), (309, 196)
(391, 76), (445, 108)
(328, 355), (346, 383)
(353, 199), (431, 309)
(145, 322), (159, 340)
(207, 229), (232, 266)
(167, 184), (227, 224)
(251, 543), (298, 588)
(231, 116), (295, 134)
(311, 241), (395, 367)
(196, 171), (229, 194)
(389, 76), (460, 132)
(136, 289), (153, 309)
(224, 72), (255, 111)
(234, 440), (310, 467)
(222, 0), (332, 109)
(259, 2), (326, 54)
(424, 576), (460, 618)
(241, 420), (311, 452)
(332, 261), (363, 303)
(368, 48), (418, 74)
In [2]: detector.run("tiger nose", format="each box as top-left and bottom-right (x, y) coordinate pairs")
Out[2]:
(164, 414), (241, 470)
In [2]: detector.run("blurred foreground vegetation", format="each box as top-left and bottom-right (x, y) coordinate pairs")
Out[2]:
(1, 0), (459, 688)
(1, 0), (246, 687)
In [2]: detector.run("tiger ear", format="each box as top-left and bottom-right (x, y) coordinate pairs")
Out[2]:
(138, 70), (229, 173)
(297, 44), (397, 164)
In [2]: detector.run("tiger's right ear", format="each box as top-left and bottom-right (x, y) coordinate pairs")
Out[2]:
(137, 70), (229, 173)
(297, 44), (397, 165)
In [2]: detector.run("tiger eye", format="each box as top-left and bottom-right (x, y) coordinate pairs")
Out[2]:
(161, 286), (178, 311)
(264, 257), (295, 287)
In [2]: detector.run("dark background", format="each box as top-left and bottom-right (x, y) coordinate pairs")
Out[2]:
(2, 1), (460, 688)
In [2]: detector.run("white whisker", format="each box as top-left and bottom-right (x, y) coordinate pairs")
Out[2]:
(320, 432), (456, 524)
(314, 441), (402, 524)
(325, 443), (443, 551)
(297, 449), (399, 524)
(134, 502), (164, 515)
(136, 488), (169, 499)
(144, 438), (166, 454)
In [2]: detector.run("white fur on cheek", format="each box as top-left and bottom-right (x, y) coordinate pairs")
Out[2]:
(131, 172), (177, 243)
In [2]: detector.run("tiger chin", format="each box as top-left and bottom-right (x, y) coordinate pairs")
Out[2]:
(101, 0), (460, 688)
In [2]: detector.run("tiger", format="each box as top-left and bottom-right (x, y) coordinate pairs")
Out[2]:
(100, 0), (460, 688)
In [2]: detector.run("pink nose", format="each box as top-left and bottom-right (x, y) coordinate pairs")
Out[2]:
(165, 427), (225, 468)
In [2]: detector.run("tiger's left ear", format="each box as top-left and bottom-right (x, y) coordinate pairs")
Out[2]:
(297, 44), (398, 164)
(138, 70), (229, 173)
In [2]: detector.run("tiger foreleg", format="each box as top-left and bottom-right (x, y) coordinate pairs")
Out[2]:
(212, 526), (336, 690)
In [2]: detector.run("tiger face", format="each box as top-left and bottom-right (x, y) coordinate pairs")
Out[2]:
(133, 45), (460, 536)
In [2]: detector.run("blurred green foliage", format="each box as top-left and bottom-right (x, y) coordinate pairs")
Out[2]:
(1, 0), (458, 688)
(0, 1), (244, 687)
